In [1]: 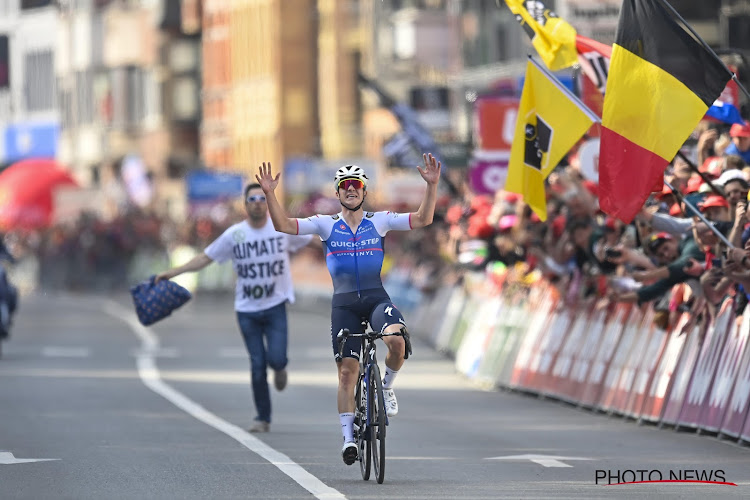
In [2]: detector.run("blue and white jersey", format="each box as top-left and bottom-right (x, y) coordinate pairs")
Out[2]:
(296, 211), (412, 304)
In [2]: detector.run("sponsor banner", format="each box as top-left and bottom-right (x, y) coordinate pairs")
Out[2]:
(624, 313), (669, 419)
(610, 308), (653, 415)
(186, 170), (244, 202)
(721, 312), (750, 438)
(547, 303), (594, 401)
(676, 302), (733, 429)
(579, 304), (628, 408)
(473, 96), (518, 151)
(557, 0), (621, 45)
(576, 137), (600, 182)
(640, 314), (690, 423)
(433, 286), (468, 352)
(468, 156), (510, 196)
(741, 405), (750, 442)
(413, 285), (456, 343)
(524, 304), (573, 392)
(497, 293), (540, 387)
(660, 321), (705, 426)
(475, 296), (516, 386)
(509, 287), (557, 388)
(717, 64), (740, 112)
(448, 293), (482, 355)
(700, 305), (749, 432)
(3, 121), (59, 162)
(598, 306), (644, 413)
(455, 297), (504, 378)
(569, 308), (607, 402)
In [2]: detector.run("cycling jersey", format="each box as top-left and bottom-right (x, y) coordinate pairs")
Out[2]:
(296, 211), (412, 305)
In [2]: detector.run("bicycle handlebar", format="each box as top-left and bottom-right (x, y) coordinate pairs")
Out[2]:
(336, 327), (412, 360)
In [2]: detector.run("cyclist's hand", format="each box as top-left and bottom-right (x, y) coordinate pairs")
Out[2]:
(255, 162), (280, 194)
(401, 328), (412, 360)
(336, 329), (349, 361)
(417, 153), (441, 186)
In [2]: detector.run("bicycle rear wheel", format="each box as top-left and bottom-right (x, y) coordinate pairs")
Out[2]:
(369, 363), (386, 484)
(356, 372), (371, 480)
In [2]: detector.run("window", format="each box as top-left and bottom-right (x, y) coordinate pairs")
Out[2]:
(76, 70), (94, 124)
(21, 0), (52, 9)
(668, 1), (720, 21)
(727, 14), (750, 49)
(111, 66), (159, 128)
(0, 35), (8, 89)
(172, 76), (199, 120)
(24, 50), (55, 112)
(57, 84), (72, 129)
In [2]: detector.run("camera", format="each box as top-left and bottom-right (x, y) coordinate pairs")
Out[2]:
(604, 248), (623, 260)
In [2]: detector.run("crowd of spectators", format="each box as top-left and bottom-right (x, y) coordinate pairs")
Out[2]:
(6, 118), (750, 335)
(429, 119), (750, 331)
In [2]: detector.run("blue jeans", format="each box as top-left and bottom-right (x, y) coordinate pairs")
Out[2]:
(236, 301), (288, 423)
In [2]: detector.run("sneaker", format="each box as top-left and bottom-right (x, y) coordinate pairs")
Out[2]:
(341, 441), (358, 465)
(274, 369), (288, 391)
(383, 388), (398, 417)
(248, 421), (270, 433)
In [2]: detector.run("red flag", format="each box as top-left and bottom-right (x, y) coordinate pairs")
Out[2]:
(576, 35), (611, 97)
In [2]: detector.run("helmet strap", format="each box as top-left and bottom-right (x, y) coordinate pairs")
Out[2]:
(338, 191), (365, 212)
(340, 199), (364, 212)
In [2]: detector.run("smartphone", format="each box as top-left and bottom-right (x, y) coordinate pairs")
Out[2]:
(604, 248), (623, 260)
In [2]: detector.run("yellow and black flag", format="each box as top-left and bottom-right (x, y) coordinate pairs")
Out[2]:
(502, 0), (578, 71)
(506, 58), (599, 221)
(599, 0), (732, 222)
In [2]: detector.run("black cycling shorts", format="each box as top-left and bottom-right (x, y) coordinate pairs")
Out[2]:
(331, 294), (406, 361)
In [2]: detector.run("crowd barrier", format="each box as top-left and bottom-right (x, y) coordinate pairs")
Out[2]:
(411, 274), (750, 445)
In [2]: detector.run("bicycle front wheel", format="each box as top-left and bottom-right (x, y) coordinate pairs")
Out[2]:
(369, 363), (386, 484)
(356, 372), (371, 480)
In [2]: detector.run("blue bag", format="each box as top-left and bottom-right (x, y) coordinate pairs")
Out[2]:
(130, 276), (192, 326)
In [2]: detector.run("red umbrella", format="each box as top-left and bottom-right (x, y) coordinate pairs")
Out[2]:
(0, 159), (78, 231)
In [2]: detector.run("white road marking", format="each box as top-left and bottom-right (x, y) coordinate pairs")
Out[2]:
(41, 347), (90, 358)
(132, 347), (180, 358)
(0, 451), (59, 465)
(487, 454), (594, 468)
(218, 347), (247, 358)
(103, 301), (345, 500)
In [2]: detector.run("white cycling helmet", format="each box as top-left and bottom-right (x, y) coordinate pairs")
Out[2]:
(334, 165), (368, 188)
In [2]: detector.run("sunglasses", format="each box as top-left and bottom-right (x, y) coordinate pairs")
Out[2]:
(246, 195), (266, 203)
(338, 178), (364, 190)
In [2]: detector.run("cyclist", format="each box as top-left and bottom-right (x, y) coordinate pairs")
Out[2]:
(256, 153), (441, 465)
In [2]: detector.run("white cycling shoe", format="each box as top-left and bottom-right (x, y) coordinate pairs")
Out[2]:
(342, 441), (358, 465)
(383, 388), (398, 417)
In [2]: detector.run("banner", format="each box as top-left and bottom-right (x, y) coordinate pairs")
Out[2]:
(505, 58), (598, 221)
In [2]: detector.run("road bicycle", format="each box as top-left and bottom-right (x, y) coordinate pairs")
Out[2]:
(0, 259), (17, 360)
(337, 322), (411, 484)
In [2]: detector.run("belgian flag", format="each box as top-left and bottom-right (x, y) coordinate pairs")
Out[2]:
(599, 0), (732, 223)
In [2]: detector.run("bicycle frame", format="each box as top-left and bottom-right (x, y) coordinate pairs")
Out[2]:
(337, 324), (411, 484)
(360, 336), (382, 429)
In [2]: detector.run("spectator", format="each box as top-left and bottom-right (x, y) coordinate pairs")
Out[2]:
(724, 121), (750, 164)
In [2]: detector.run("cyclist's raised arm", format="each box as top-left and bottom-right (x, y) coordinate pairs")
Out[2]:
(256, 162), (298, 235)
(409, 153), (441, 229)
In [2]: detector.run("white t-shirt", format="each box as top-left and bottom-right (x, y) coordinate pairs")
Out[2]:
(204, 218), (313, 312)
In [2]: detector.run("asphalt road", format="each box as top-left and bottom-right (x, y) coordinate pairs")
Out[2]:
(1, 291), (749, 499)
